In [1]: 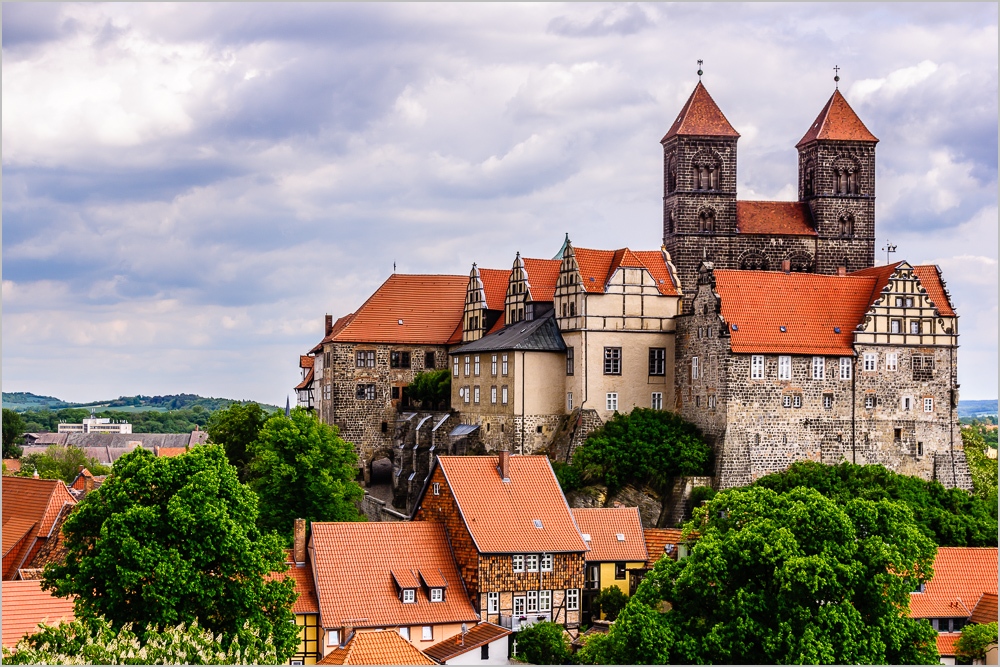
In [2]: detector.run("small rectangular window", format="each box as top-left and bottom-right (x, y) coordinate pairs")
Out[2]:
(606, 393), (618, 412)
(910, 320), (921, 334)
(708, 395), (716, 409)
(491, 355), (498, 376)
(890, 319), (902, 334)
(430, 588), (443, 602)
(895, 297), (904, 307)
(886, 353), (898, 371)
(399, 627), (410, 641)
(567, 392), (573, 411)
(501, 386), (508, 405)
(464, 356), (471, 376)
(793, 394), (802, 408)
(865, 395), (875, 410)
(751, 355), (765, 379)
(464, 386), (470, 404)
(539, 589), (552, 612)
(425, 351), (436, 369)
(453, 358), (459, 377)
(474, 386), (480, 404)
(649, 348), (666, 376)
(390, 351), (411, 368)
(812, 356), (825, 380)
(651, 392), (663, 410)
(823, 393), (833, 410)
(527, 590), (539, 613)
(917, 442), (924, 457)
(839, 357), (852, 380)
(474, 356), (481, 376)
(512, 555), (524, 572)
(902, 396), (912, 411)
(692, 356), (700, 381)
(481, 645), (489, 660)
(924, 397), (934, 413)
(566, 347), (575, 376)
(604, 347), (622, 375)
(863, 352), (877, 372)
(566, 589), (579, 611)
(488, 592), (499, 614)
(615, 563), (626, 580)
(502, 354), (509, 376)
(422, 626), (432, 641)
(391, 386), (400, 400)
(778, 356), (791, 380)
(327, 630), (340, 646)
(783, 395), (792, 408)
(402, 589), (416, 603)
(323, 384), (332, 401)
(491, 386), (497, 404)
(695, 395), (701, 407)
(526, 554), (539, 572)
(433, 482), (440, 495)
(541, 554), (553, 571)
(905, 297), (914, 308)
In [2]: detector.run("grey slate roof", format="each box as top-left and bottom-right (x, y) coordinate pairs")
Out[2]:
(450, 314), (566, 354)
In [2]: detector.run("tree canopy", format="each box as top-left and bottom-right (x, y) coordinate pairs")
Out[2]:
(406, 369), (451, 409)
(955, 622), (998, 662)
(3, 408), (26, 459)
(248, 407), (365, 538)
(753, 460), (997, 547)
(580, 485), (940, 665)
(514, 621), (574, 665)
(206, 402), (270, 480)
(42, 445), (299, 662)
(570, 408), (712, 494)
(17, 445), (110, 482)
(962, 424), (999, 503)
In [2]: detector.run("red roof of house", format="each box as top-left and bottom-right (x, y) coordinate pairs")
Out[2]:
(157, 447), (188, 458)
(2, 477), (76, 579)
(309, 522), (478, 630)
(662, 82), (740, 141)
(643, 529), (692, 568)
(970, 592), (998, 625)
(523, 258), (562, 302)
(295, 367), (315, 391)
(736, 201), (816, 236)
(850, 262), (956, 317)
(910, 547), (998, 619)
(332, 275), (469, 345)
(318, 629), (436, 665)
(714, 270), (876, 355)
(280, 550), (319, 615)
(797, 89), (878, 147)
(573, 247), (679, 296)
(3, 459), (21, 473)
(423, 622), (511, 663)
(477, 268), (511, 311)
(433, 455), (588, 554)
(572, 508), (648, 563)
(937, 632), (961, 658)
(300, 355), (315, 369)
(1, 580), (76, 647)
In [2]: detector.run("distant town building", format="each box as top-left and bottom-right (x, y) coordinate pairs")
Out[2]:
(57, 414), (132, 434)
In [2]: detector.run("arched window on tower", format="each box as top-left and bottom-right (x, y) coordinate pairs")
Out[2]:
(833, 158), (859, 195)
(699, 209), (716, 233)
(839, 213), (854, 237)
(692, 151), (721, 191)
(786, 252), (813, 273)
(803, 162), (815, 197)
(666, 152), (677, 193)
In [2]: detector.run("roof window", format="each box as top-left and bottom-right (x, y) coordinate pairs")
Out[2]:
(616, 533), (625, 542)
(581, 533), (591, 541)
(533, 519), (543, 529)
(834, 326), (841, 333)
(398, 319), (404, 325)
(779, 326), (787, 332)
(731, 324), (738, 331)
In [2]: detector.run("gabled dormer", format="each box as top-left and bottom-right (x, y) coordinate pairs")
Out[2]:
(391, 568), (420, 604)
(853, 261), (958, 347)
(463, 264), (488, 343)
(554, 240), (585, 329)
(504, 253), (560, 326)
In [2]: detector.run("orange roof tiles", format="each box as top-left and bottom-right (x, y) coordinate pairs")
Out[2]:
(662, 82), (740, 141)
(318, 629), (436, 665)
(2, 580), (76, 647)
(797, 89), (878, 147)
(300, 355), (315, 369)
(477, 268), (511, 311)
(2, 477), (76, 580)
(572, 508), (647, 563)
(156, 447), (188, 458)
(970, 592), (998, 625)
(909, 547), (998, 619)
(434, 455), (588, 554)
(295, 367), (315, 391)
(643, 528), (688, 568)
(913, 265), (956, 317)
(736, 201), (816, 236)
(714, 270), (877, 355)
(309, 522), (478, 630)
(936, 632), (961, 658)
(573, 247), (679, 296)
(332, 275), (468, 345)
(3, 459), (22, 473)
(633, 250), (681, 295)
(285, 550), (319, 614)
(523, 258), (562, 302)
(424, 622), (511, 663)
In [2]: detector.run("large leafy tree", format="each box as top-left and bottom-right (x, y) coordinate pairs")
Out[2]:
(42, 445), (299, 662)
(582, 486), (940, 665)
(754, 460), (997, 547)
(955, 622), (998, 662)
(206, 402), (269, 481)
(248, 407), (364, 537)
(572, 408), (712, 494)
(18, 445), (110, 482)
(3, 408), (26, 459)
(961, 424), (999, 503)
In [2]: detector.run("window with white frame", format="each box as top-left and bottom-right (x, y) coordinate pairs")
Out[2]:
(403, 588), (415, 603)
(886, 353), (898, 371)
(606, 393), (618, 412)
(324, 384), (332, 401)
(823, 394), (833, 410)
(422, 626), (432, 641)
(778, 356), (791, 380)
(464, 386), (470, 403)
(839, 357), (852, 380)
(708, 395), (716, 409)
(501, 386), (508, 405)
(863, 353), (877, 372)
(902, 396), (913, 411)
(399, 627), (410, 640)
(812, 356), (825, 380)
(430, 588), (443, 602)
(474, 356), (481, 376)
(604, 347), (622, 375)
(783, 395), (792, 408)
(464, 356), (471, 376)
(649, 348), (666, 376)
(652, 392), (663, 410)
(526, 555), (539, 572)
(793, 394), (802, 408)
(910, 320), (921, 334)
(692, 356), (700, 380)
(327, 630), (340, 646)
(474, 386), (480, 404)
(751, 355), (765, 379)
(488, 592), (499, 614)
(453, 358), (459, 377)
(527, 590), (539, 613)
(865, 395), (875, 410)
(433, 482), (440, 495)
(566, 589), (579, 611)
(539, 590), (552, 612)
(502, 354), (509, 375)
(890, 319), (902, 334)
(541, 553), (553, 571)
(567, 347), (575, 376)
(567, 392), (573, 411)
(512, 555), (524, 572)
(491, 355), (498, 376)
(924, 397), (934, 412)
(491, 386), (497, 404)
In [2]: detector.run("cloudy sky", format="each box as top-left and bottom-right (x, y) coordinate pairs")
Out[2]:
(3, 2), (997, 406)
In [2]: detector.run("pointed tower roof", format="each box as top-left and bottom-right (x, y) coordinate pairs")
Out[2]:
(797, 89), (878, 147)
(661, 82), (740, 142)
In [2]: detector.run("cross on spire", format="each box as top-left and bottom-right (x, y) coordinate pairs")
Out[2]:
(697, 59), (704, 81)
(833, 65), (840, 89)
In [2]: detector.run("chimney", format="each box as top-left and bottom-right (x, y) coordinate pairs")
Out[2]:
(325, 314), (334, 336)
(78, 465), (85, 473)
(498, 450), (510, 482)
(781, 259), (791, 273)
(837, 265), (847, 276)
(293, 518), (307, 565)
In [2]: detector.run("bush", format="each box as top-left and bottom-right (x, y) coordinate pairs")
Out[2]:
(17, 445), (110, 482)
(552, 461), (582, 493)
(407, 369), (451, 409)
(515, 621), (574, 665)
(593, 586), (629, 621)
(955, 622), (998, 662)
(689, 485), (716, 507)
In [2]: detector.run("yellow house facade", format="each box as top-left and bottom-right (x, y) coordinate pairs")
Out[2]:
(571, 507), (649, 623)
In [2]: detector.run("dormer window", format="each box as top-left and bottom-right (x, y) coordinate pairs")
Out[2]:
(430, 588), (444, 603)
(402, 589), (416, 603)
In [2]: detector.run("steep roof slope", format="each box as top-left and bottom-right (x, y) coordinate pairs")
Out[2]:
(318, 629), (435, 665)
(573, 247), (679, 296)
(2, 580), (76, 647)
(572, 507), (647, 563)
(522, 258), (562, 302)
(2, 477), (76, 579)
(662, 82), (740, 141)
(909, 547), (998, 619)
(797, 89), (878, 147)
(424, 623), (511, 663)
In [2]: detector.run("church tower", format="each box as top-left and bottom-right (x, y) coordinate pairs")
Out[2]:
(796, 89), (878, 273)
(661, 82), (740, 308)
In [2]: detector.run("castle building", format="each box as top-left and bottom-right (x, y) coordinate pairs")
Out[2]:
(298, 78), (970, 494)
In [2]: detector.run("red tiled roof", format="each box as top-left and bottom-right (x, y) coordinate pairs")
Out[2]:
(3, 459), (21, 473)
(573, 247), (679, 296)
(913, 265), (956, 317)
(797, 89), (878, 147)
(523, 258), (562, 302)
(662, 82), (740, 141)
(572, 508), (647, 563)
(910, 547), (998, 619)
(332, 275), (468, 345)
(318, 629), (436, 665)
(736, 201), (816, 236)
(310, 313), (357, 353)
(937, 632), (961, 658)
(434, 455), (588, 554)
(277, 550), (319, 615)
(643, 529), (690, 568)
(157, 447), (188, 458)
(477, 268), (511, 311)
(1, 580), (76, 647)
(300, 355), (315, 369)
(3, 517), (37, 558)
(295, 368), (315, 391)
(970, 592), (998, 625)
(2, 477), (76, 580)
(423, 622), (511, 663)
(309, 522), (478, 630)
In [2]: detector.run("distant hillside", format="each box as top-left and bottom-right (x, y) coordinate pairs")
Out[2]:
(3, 392), (280, 414)
(958, 399), (999, 418)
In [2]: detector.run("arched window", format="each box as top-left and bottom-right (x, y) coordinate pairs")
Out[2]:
(692, 151), (721, 191)
(786, 252), (813, 273)
(665, 152), (677, 193)
(839, 214), (854, 237)
(803, 161), (815, 197)
(739, 251), (769, 271)
(833, 158), (859, 195)
(699, 209), (716, 233)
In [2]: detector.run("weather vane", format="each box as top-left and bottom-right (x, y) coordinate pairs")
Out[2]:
(834, 65), (840, 89)
(881, 240), (897, 265)
(697, 59), (704, 81)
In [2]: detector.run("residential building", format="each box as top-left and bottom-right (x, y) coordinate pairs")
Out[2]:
(909, 547), (998, 665)
(58, 415), (132, 434)
(642, 528), (693, 570)
(316, 629), (436, 666)
(1, 580), (75, 648)
(2, 476), (76, 580)
(279, 519), (321, 665)
(412, 453), (587, 631)
(22, 430), (207, 461)
(571, 507), (648, 622)
(307, 520), (479, 660)
(423, 622), (511, 665)
(296, 355), (316, 411)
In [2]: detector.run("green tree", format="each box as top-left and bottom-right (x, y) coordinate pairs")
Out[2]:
(571, 408), (712, 494)
(406, 369), (451, 409)
(962, 425), (999, 502)
(955, 622), (998, 662)
(582, 486), (940, 665)
(248, 407), (365, 538)
(206, 402), (269, 480)
(41, 445), (299, 662)
(3, 408), (26, 459)
(18, 445), (111, 482)
(2, 616), (279, 665)
(515, 621), (574, 665)
(753, 460), (997, 547)
(593, 586), (629, 622)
